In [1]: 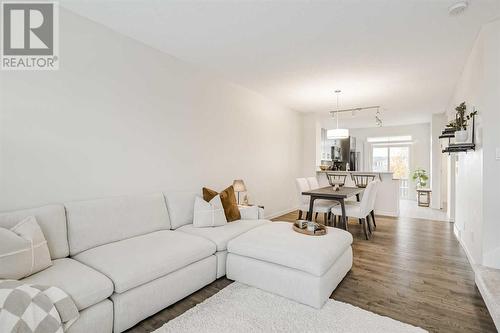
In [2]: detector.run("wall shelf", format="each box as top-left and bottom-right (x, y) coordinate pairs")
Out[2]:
(439, 127), (456, 139)
(442, 143), (475, 154)
(438, 129), (456, 139)
(440, 113), (476, 154)
(438, 133), (455, 139)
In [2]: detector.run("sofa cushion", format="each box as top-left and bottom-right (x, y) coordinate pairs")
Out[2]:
(164, 191), (199, 229)
(74, 230), (216, 293)
(227, 222), (353, 277)
(177, 220), (269, 252)
(0, 204), (68, 259)
(65, 193), (170, 255)
(22, 258), (113, 311)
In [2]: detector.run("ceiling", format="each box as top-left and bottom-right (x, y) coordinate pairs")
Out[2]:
(62, 0), (499, 128)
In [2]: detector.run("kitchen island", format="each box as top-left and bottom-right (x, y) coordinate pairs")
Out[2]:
(316, 170), (400, 217)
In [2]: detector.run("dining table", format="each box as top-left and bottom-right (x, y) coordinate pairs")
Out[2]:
(301, 186), (365, 230)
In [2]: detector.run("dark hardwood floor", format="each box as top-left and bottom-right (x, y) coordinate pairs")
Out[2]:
(127, 212), (496, 333)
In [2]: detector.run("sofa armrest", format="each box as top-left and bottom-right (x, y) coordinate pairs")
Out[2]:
(238, 205), (265, 220)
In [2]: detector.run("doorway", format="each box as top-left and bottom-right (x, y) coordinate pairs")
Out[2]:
(371, 145), (410, 199)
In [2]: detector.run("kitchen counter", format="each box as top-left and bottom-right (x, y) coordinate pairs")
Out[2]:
(316, 170), (400, 217)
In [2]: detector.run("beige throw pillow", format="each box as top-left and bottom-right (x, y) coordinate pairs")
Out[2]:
(0, 216), (52, 279)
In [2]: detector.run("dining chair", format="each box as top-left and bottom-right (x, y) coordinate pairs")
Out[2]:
(306, 176), (339, 223)
(330, 180), (379, 239)
(306, 176), (321, 189)
(306, 177), (339, 223)
(351, 174), (377, 188)
(295, 178), (335, 224)
(367, 180), (380, 230)
(326, 173), (347, 187)
(354, 179), (380, 232)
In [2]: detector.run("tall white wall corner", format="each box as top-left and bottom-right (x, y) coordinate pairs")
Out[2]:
(447, 155), (456, 222)
(483, 246), (500, 270)
(430, 113), (446, 209)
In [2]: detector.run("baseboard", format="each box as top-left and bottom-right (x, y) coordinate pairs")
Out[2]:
(453, 225), (477, 269)
(265, 207), (298, 220)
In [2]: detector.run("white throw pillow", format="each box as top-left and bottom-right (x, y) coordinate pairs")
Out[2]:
(0, 216), (52, 279)
(193, 195), (227, 228)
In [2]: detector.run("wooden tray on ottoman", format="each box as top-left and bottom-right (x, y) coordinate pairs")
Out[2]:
(293, 221), (328, 236)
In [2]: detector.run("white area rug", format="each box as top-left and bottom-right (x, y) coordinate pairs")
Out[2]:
(156, 283), (426, 333)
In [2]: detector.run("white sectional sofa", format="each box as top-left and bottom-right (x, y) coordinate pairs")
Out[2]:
(0, 191), (268, 333)
(0, 205), (115, 333)
(226, 222), (353, 308)
(164, 191), (267, 278)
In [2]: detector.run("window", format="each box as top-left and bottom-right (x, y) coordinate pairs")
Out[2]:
(367, 135), (412, 143)
(390, 146), (410, 179)
(372, 147), (388, 172)
(370, 146), (409, 178)
(371, 144), (410, 199)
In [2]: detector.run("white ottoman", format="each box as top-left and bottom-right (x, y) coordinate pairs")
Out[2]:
(226, 222), (353, 309)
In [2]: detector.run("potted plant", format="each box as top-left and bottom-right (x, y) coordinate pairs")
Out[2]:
(452, 102), (477, 143)
(412, 168), (428, 189)
(445, 119), (457, 130)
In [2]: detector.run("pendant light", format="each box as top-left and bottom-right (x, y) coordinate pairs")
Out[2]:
(327, 90), (349, 139)
(375, 107), (383, 127)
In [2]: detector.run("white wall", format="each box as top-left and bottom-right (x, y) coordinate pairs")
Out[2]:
(301, 113), (321, 177)
(0, 9), (303, 217)
(446, 155), (456, 222)
(349, 123), (431, 199)
(448, 19), (500, 268)
(430, 113), (446, 209)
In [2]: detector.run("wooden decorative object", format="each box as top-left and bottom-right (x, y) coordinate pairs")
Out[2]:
(293, 221), (327, 236)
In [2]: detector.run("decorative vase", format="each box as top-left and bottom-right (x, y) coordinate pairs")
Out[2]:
(455, 129), (468, 143)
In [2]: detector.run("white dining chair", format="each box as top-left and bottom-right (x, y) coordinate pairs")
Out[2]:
(352, 179), (380, 233)
(295, 178), (335, 224)
(306, 176), (339, 222)
(367, 180), (380, 231)
(306, 176), (320, 189)
(330, 180), (380, 239)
